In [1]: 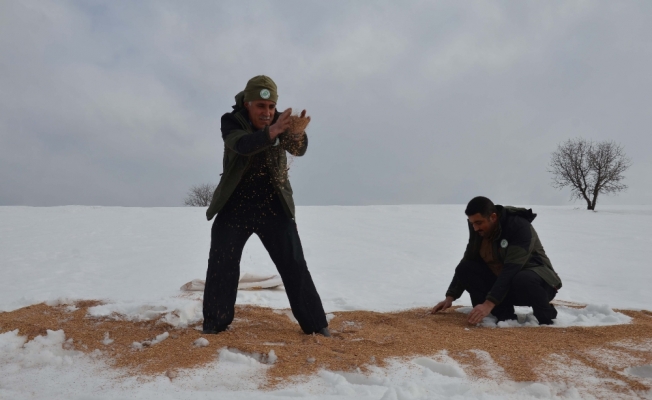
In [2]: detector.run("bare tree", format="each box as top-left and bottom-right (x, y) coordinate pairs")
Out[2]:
(549, 138), (631, 210)
(184, 183), (217, 207)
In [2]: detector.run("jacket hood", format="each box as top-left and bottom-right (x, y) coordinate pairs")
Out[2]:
(233, 91), (245, 111)
(497, 205), (537, 224)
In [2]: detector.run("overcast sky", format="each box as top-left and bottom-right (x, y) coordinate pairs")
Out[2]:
(1, 1), (650, 207)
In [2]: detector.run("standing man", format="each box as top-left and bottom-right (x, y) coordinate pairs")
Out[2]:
(203, 75), (330, 337)
(432, 196), (562, 325)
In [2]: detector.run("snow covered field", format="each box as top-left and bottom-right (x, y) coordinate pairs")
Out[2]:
(1, 205), (651, 399)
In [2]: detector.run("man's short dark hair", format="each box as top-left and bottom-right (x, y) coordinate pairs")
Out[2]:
(465, 196), (497, 218)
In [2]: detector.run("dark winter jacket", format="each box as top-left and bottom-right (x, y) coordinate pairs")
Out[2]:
(445, 206), (562, 305)
(205, 92), (308, 221)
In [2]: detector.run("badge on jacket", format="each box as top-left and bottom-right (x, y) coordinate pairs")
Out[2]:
(500, 239), (508, 248)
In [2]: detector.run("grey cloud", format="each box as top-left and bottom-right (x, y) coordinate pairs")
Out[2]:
(1, 1), (650, 207)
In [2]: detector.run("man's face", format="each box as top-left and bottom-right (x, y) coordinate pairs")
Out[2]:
(245, 100), (276, 130)
(468, 213), (498, 237)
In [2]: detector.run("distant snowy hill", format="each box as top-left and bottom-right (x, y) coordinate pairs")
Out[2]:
(1, 205), (650, 312)
(1, 205), (651, 399)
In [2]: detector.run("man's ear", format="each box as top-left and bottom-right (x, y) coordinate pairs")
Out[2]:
(490, 213), (498, 223)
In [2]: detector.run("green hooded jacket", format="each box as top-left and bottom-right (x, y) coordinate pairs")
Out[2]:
(445, 206), (563, 305)
(205, 92), (308, 221)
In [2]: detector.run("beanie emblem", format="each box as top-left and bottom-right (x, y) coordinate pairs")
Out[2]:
(260, 89), (271, 99)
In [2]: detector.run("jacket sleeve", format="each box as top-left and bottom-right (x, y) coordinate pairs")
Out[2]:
(486, 219), (535, 305)
(221, 114), (274, 156)
(445, 223), (474, 299)
(280, 132), (308, 156)
(445, 270), (465, 300)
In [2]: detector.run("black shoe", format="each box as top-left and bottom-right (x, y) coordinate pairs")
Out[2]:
(316, 327), (331, 337)
(534, 304), (557, 325)
(202, 326), (227, 334)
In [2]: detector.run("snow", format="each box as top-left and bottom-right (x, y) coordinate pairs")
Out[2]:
(413, 357), (466, 378)
(455, 304), (632, 328)
(219, 348), (278, 365)
(1, 204), (652, 399)
(132, 332), (170, 350)
(86, 298), (203, 328)
(628, 365), (652, 379)
(102, 332), (114, 345)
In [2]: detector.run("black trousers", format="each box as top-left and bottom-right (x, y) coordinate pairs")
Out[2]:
(202, 214), (328, 334)
(454, 260), (558, 324)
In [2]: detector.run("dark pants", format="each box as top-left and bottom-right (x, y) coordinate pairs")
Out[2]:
(454, 260), (558, 324)
(202, 214), (328, 334)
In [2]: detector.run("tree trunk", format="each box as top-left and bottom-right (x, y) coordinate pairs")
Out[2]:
(583, 191), (593, 210)
(590, 192), (599, 210)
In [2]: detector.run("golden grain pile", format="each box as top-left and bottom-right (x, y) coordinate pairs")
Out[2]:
(1, 301), (651, 396)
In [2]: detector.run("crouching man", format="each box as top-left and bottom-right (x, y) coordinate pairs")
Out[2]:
(202, 75), (330, 337)
(432, 196), (562, 325)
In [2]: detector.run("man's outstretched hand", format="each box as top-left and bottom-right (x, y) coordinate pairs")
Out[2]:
(269, 108), (292, 139)
(467, 300), (495, 324)
(431, 296), (454, 314)
(289, 109), (311, 137)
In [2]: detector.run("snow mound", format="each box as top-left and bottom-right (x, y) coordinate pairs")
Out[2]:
(0, 330), (82, 368)
(414, 357), (466, 378)
(87, 298), (202, 328)
(151, 331), (169, 345)
(44, 298), (79, 307)
(131, 332), (169, 350)
(219, 347), (277, 365)
(285, 356), (580, 399)
(102, 332), (114, 345)
(553, 304), (632, 327)
(626, 365), (652, 379)
(455, 304), (631, 327)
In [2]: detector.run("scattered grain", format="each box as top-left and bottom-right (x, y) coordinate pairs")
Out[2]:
(1, 302), (651, 397)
